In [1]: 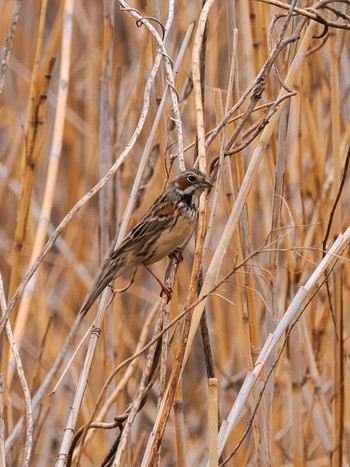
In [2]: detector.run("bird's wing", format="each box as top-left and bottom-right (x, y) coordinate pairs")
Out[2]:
(111, 197), (177, 257)
(79, 196), (176, 316)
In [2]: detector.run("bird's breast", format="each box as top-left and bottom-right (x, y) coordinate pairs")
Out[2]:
(144, 213), (195, 265)
(175, 198), (198, 222)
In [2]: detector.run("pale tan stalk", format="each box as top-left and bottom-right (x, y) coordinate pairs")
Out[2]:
(4, 10), (182, 455)
(0, 0), (22, 95)
(7, 0), (74, 388)
(330, 28), (344, 467)
(233, 87), (260, 368)
(0, 274), (32, 466)
(8, 0), (49, 299)
(171, 283), (188, 467)
(117, 0), (184, 171)
(289, 322), (305, 465)
(0, 375), (4, 466)
(216, 227), (350, 460)
(140, 2), (216, 464)
(185, 20), (318, 366)
(73, 301), (160, 464)
(230, 20), (262, 464)
(211, 88), (242, 368)
(173, 398), (188, 467)
(57, 2), (184, 463)
(301, 318), (332, 429)
(264, 36), (294, 465)
(208, 378), (218, 467)
(99, 0), (115, 256)
(4, 2), (51, 396)
(98, 3), (116, 423)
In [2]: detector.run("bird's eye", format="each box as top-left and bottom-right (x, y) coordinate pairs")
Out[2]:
(187, 174), (196, 183)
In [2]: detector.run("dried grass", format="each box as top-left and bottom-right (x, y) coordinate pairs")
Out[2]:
(1, 0), (350, 466)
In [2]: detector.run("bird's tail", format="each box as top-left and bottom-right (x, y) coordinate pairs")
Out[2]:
(79, 279), (110, 317)
(79, 256), (123, 318)
(79, 234), (123, 317)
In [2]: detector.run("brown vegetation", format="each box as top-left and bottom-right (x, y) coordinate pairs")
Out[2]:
(1, 0), (350, 466)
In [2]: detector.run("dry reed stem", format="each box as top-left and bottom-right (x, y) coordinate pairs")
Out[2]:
(173, 397), (187, 466)
(117, 0), (184, 171)
(7, 0), (75, 393)
(0, 375), (5, 466)
(140, 2), (215, 464)
(230, 30), (262, 466)
(185, 17), (317, 373)
(329, 25), (344, 467)
(6, 57), (54, 389)
(57, 2), (183, 463)
(208, 378), (218, 467)
(72, 301), (160, 463)
(0, 273), (32, 466)
(98, 0), (115, 256)
(258, 0), (350, 31)
(0, 0), (22, 95)
(8, 0), (50, 299)
(112, 258), (179, 466)
(259, 22), (295, 465)
(0, 4), (170, 335)
(217, 227), (350, 461)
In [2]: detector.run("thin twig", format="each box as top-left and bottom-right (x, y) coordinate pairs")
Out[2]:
(0, 274), (33, 466)
(0, 0), (22, 95)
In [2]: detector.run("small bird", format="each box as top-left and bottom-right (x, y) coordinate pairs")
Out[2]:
(80, 169), (212, 317)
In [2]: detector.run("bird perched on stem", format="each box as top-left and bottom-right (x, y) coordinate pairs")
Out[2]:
(80, 168), (212, 317)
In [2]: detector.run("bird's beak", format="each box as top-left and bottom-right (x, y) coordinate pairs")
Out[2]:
(201, 178), (213, 189)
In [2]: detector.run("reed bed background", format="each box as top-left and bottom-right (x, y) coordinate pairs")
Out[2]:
(1, 0), (350, 466)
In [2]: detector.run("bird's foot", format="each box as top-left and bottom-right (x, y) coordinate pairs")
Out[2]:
(170, 247), (183, 264)
(145, 266), (173, 302)
(160, 283), (172, 302)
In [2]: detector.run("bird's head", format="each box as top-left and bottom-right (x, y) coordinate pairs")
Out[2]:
(171, 169), (212, 200)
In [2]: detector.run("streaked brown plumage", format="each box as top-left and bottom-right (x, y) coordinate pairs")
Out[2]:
(80, 169), (212, 316)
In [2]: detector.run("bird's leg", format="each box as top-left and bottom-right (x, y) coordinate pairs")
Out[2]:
(113, 268), (137, 293)
(170, 247), (183, 264)
(145, 266), (172, 302)
(104, 270), (137, 309)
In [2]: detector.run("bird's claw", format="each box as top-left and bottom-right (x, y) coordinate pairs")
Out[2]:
(160, 284), (173, 302)
(170, 247), (183, 264)
(145, 266), (173, 302)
